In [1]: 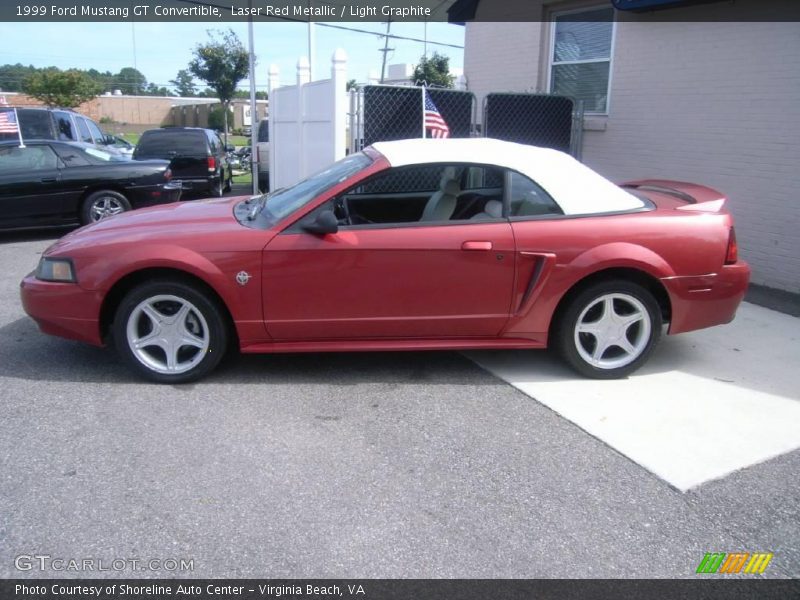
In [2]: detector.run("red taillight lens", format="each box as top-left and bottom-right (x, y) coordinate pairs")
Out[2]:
(725, 227), (738, 264)
(207, 156), (216, 172)
(164, 168), (172, 182)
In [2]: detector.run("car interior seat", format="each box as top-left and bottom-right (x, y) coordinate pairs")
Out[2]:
(470, 199), (504, 220)
(421, 167), (461, 221)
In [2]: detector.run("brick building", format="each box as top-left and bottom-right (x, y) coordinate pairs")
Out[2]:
(0, 92), (267, 134)
(461, 0), (799, 293)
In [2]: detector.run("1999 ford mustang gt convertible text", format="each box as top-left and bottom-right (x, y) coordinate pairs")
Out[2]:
(21, 139), (750, 383)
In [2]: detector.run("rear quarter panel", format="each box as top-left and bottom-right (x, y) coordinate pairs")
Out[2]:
(505, 208), (732, 338)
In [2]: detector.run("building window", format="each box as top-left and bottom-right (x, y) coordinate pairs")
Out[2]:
(549, 7), (615, 114)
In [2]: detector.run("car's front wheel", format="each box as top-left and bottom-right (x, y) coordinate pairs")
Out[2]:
(113, 280), (228, 383)
(554, 280), (662, 379)
(81, 190), (131, 224)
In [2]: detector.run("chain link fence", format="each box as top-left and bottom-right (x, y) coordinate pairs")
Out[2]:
(349, 86), (584, 161)
(482, 93), (584, 159)
(348, 84), (477, 191)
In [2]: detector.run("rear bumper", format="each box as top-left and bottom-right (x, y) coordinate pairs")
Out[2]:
(172, 176), (216, 192)
(129, 182), (182, 208)
(662, 261), (751, 335)
(20, 273), (104, 346)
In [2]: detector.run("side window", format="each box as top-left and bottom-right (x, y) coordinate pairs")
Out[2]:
(508, 171), (563, 217)
(330, 163), (506, 227)
(85, 119), (105, 144)
(0, 145), (60, 173)
(257, 120), (269, 143)
(206, 131), (218, 153)
(52, 144), (92, 167)
(76, 117), (93, 143)
(53, 111), (76, 141)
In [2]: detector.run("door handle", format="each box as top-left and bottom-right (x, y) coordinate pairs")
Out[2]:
(461, 241), (493, 251)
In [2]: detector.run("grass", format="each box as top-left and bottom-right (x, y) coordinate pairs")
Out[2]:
(119, 132), (140, 144)
(232, 172), (252, 185)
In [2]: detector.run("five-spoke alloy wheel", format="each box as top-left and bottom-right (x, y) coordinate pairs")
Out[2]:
(114, 280), (228, 383)
(555, 280), (662, 379)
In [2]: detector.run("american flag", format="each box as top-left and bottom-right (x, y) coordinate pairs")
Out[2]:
(0, 110), (19, 134)
(423, 89), (450, 139)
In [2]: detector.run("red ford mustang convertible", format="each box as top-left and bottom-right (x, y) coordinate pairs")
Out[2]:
(20, 138), (750, 383)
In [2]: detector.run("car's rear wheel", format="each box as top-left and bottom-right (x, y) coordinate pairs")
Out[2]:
(554, 280), (662, 379)
(210, 176), (224, 197)
(81, 190), (131, 224)
(113, 280), (228, 383)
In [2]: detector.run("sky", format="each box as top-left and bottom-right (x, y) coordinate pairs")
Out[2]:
(0, 21), (465, 92)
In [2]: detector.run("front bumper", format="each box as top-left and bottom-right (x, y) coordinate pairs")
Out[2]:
(20, 273), (105, 346)
(662, 261), (751, 335)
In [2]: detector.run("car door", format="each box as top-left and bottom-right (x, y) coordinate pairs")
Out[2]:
(261, 163), (516, 340)
(0, 143), (67, 227)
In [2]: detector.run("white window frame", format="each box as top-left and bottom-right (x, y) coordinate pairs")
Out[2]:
(547, 6), (617, 116)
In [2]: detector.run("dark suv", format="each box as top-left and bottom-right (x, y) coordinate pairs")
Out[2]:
(133, 127), (232, 197)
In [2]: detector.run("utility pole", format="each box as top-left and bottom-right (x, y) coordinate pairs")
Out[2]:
(247, 0), (258, 195)
(379, 20), (393, 83)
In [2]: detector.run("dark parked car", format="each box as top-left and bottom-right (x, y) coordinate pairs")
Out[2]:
(0, 107), (122, 153)
(132, 127), (232, 197)
(0, 140), (182, 229)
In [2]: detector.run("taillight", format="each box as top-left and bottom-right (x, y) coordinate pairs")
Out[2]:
(207, 156), (216, 172)
(164, 168), (172, 182)
(725, 227), (738, 264)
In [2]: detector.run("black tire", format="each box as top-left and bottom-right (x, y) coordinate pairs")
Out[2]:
(113, 279), (229, 383)
(553, 279), (662, 379)
(223, 173), (232, 193)
(80, 190), (131, 224)
(210, 176), (224, 198)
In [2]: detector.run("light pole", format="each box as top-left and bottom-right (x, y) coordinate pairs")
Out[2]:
(247, 0), (258, 195)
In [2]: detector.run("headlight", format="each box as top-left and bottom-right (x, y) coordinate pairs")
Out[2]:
(35, 257), (77, 283)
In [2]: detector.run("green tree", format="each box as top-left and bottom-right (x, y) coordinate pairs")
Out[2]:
(346, 79), (358, 91)
(114, 67), (147, 95)
(232, 89), (267, 100)
(170, 69), (197, 97)
(0, 63), (38, 92)
(145, 82), (171, 96)
(189, 29), (249, 144)
(207, 105), (233, 132)
(22, 68), (102, 108)
(411, 52), (454, 88)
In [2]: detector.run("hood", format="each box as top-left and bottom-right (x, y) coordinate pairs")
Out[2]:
(46, 195), (268, 256)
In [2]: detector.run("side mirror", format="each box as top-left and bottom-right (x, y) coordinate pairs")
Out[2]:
(304, 210), (338, 235)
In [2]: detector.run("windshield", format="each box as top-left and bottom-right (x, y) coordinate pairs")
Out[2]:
(263, 152), (371, 222)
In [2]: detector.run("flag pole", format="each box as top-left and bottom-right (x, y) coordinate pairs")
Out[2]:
(14, 108), (24, 148)
(421, 87), (426, 139)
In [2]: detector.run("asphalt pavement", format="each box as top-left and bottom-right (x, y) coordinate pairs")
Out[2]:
(0, 227), (798, 579)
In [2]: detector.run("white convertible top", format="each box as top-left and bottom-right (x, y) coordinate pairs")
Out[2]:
(370, 138), (644, 216)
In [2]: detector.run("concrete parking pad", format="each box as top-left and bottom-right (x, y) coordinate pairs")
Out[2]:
(467, 303), (800, 492)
